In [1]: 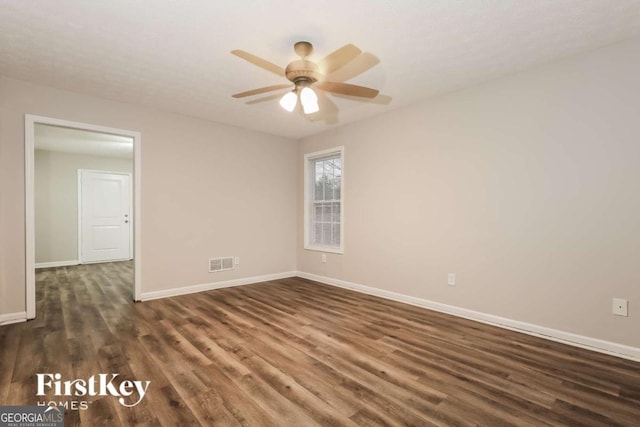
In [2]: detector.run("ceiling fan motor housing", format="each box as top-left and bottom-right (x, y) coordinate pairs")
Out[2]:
(285, 60), (322, 86)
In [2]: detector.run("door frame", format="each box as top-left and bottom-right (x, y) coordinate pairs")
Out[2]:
(25, 114), (142, 318)
(78, 169), (133, 263)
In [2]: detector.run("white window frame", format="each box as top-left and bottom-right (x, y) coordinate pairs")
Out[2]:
(304, 146), (344, 254)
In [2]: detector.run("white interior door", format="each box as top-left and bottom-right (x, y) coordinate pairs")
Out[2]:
(79, 170), (132, 263)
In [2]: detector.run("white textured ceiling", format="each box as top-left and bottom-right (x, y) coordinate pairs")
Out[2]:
(35, 124), (133, 159)
(2, 1), (640, 139)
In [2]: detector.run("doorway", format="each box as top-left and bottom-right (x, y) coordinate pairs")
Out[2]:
(25, 115), (142, 319)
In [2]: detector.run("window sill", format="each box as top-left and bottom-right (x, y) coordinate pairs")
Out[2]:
(304, 245), (344, 255)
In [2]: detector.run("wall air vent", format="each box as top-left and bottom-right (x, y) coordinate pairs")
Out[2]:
(209, 257), (235, 273)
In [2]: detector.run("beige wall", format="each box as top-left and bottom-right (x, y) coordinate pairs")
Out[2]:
(0, 75), (297, 315)
(298, 37), (640, 348)
(35, 150), (133, 264)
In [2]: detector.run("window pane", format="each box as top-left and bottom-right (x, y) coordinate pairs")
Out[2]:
(334, 159), (341, 201)
(314, 156), (342, 202)
(322, 203), (332, 222)
(314, 204), (322, 222)
(314, 223), (322, 245)
(325, 177), (334, 200)
(315, 161), (324, 200)
(322, 223), (332, 246)
(333, 223), (341, 246)
(332, 202), (340, 222)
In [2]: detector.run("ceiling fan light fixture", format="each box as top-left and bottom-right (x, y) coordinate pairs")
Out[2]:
(300, 87), (319, 114)
(279, 91), (297, 112)
(232, 41), (380, 118)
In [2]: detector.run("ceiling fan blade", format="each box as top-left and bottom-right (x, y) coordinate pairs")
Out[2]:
(318, 44), (361, 75)
(245, 92), (289, 105)
(331, 93), (392, 105)
(232, 84), (292, 98)
(231, 50), (285, 77)
(328, 52), (380, 82)
(310, 91), (339, 124)
(317, 81), (379, 98)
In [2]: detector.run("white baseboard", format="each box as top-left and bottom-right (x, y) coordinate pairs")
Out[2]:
(0, 311), (27, 326)
(35, 260), (79, 269)
(139, 271), (298, 301)
(296, 271), (640, 362)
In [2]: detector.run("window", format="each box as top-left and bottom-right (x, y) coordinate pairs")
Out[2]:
(304, 147), (344, 253)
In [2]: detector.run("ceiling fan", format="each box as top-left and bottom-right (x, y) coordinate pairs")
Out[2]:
(231, 41), (379, 115)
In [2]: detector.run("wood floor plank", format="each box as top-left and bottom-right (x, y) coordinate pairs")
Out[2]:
(192, 363), (281, 426)
(0, 322), (21, 403)
(1, 263), (639, 426)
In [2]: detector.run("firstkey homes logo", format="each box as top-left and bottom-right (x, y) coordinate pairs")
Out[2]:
(35, 373), (151, 410)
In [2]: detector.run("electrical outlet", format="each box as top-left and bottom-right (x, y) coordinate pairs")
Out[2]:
(448, 273), (455, 286)
(612, 298), (628, 317)
(321, 253), (327, 263)
(234, 257), (240, 265)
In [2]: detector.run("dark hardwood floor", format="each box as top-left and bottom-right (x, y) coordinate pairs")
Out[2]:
(1, 262), (639, 426)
